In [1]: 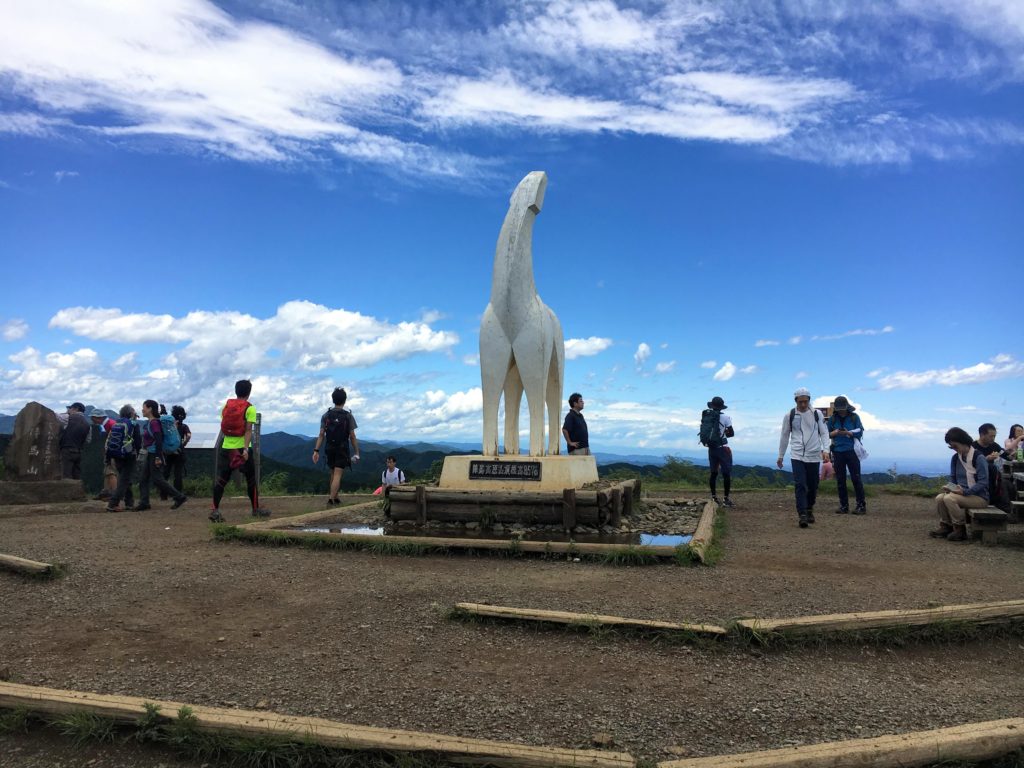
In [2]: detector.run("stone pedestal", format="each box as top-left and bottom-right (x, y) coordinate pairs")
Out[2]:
(438, 454), (598, 491)
(0, 480), (86, 505)
(3, 402), (63, 481)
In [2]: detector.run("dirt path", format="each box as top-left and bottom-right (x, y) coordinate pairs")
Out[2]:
(1, 490), (1022, 765)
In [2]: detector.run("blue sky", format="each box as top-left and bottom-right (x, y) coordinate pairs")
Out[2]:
(1, 0), (1022, 465)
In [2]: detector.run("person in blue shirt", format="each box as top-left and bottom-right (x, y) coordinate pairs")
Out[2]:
(827, 396), (866, 514)
(931, 427), (989, 542)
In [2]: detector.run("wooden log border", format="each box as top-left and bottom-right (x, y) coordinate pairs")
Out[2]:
(687, 501), (718, 564)
(0, 552), (59, 578)
(454, 602), (727, 637)
(0, 681), (635, 768)
(657, 717), (1024, 768)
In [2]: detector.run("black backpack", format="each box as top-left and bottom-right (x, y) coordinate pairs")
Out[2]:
(699, 409), (723, 447)
(789, 408), (821, 430)
(323, 408), (351, 448)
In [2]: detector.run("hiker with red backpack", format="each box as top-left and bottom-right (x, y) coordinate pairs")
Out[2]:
(312, 387), (360, 505)
(210, 379), (269, 522)
(137, 399), (188, 512)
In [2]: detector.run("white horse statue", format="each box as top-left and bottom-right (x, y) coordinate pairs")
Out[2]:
(480, 171), (565, 457)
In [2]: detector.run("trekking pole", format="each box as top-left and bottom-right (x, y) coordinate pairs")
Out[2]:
(254, 412), (262, 508)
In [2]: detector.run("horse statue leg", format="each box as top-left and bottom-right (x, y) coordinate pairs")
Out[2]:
(480, 307), (512, 457)
(503, 363), (524, 456)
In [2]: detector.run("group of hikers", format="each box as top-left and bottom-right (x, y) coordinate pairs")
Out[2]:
(697, 388), (1024, 535)
(55, 380), (1022, 535)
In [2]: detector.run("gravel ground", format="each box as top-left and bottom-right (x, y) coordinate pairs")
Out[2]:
(1, 489), (1023, 766)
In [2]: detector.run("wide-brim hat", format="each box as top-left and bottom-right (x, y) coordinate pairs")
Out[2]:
(707, 396), (727, 409)
(833, 395), (855, 412)
(89, 408), (106, 419)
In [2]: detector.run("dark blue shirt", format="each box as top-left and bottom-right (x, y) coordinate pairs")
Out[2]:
(562, 409), (588, 450)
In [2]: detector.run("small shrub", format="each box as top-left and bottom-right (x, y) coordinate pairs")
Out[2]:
(54, 711), (116, 745)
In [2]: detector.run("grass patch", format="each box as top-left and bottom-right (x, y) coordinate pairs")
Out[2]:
(600, 545), (660, 566)
(54, 711), (117, 745)
(0, 707), (29, 734)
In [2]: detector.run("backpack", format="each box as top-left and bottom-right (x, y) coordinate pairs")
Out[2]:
(789, 408), (821, 430)
(698, 409), (723, 447)
(160, 414), (182, 453)
(324, 408), (351, 448)
(221, 398), (251, 438)
(105, 418), (135, 459)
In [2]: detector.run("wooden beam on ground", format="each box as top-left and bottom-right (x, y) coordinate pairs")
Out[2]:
(656, 717), (1024, 768)
(455, 602), (727, 637)
(688, 501), (718, 564)
(238, 501), (382, 531)
(0, 682), (634, 768)
(562, 488), (576, 531)
(736, 599), (1024, 636)
(609, 487), (622, 528)
(230, 526), (681, 558)
(0, 553), (55, 576)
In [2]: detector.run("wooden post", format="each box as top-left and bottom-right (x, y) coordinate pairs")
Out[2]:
(415, 485), (427, 525)
(622, 484), (633, 517)
(562, 488), (576, 531)
(609, 487), (622, 528)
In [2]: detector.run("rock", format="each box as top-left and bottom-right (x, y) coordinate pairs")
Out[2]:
(255, 699), (269, 710)
(666, 745), (691, 757)
(3, 402), (64, 481)
(591, 731), (615, 748)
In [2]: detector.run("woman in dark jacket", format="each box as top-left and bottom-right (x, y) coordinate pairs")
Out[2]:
(930, 427), (988, 542)
(137, 399), (187, 511)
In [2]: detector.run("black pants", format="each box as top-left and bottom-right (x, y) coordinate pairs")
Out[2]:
(213, 449), (257, 510)
(790, 459), (820, 516)
(140, 453), (184, 506)
(60, 447), (82, 480)
(832, 449), (865, 508)
(108, 454), (136, 508)
(161, 452), (186, 497)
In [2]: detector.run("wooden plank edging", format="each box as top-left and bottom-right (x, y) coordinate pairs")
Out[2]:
(238, 500), (383, 531)
(736, 599), (1024, 635)
(0, 553), (55, 576)
(656, 717), (1024, 768)
(688, 501), (718, 564)
(455, 602), (727, 636)
(0, 682), (635, 768)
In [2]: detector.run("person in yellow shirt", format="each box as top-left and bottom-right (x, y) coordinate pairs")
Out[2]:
(209, 379), (269, 522)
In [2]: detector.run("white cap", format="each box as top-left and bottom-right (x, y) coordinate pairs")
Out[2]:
(793, 387), (811, 399)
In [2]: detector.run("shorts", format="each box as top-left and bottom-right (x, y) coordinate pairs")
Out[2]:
(708, 445), (733, 474)
(325, 445), (351, 470)
(103, 459), (118, 477)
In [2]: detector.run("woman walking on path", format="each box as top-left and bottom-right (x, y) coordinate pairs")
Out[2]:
(137, 399), (188, 512)
(162, 404), (192, 494)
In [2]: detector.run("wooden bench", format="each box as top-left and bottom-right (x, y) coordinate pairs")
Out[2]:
(967, 507), (1009, 546)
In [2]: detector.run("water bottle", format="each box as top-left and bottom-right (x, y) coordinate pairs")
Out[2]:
(1017, 445), (1023, 462)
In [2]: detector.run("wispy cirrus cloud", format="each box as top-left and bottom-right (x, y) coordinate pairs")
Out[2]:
(755, 339), (780, 347)
(876, 354), (1024, 390)
(813, 325), (894, 341)
(1, 319), (29, 341)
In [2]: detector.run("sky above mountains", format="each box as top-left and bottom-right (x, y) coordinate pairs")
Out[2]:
(1, 0), (1022, 461)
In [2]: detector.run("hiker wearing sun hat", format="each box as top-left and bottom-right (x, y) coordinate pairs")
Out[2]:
(777, 387), (830, 528)
(828, 396), (867, 514)
(699, 396), (735, 507)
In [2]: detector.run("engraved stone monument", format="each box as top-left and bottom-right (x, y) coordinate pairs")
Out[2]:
(0, 401), (86, 504)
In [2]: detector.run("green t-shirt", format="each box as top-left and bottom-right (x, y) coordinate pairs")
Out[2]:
(222, 404), (257, 449)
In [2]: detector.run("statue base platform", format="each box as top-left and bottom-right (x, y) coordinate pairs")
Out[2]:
(438, 454), (598, 491)
(0, 480), (86, 505)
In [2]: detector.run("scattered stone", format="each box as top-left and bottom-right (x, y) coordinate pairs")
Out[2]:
(591, 731), (615, 748)
(666, 745), (691, 757)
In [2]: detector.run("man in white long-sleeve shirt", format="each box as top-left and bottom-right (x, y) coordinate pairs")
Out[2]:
(777, 387), (831, 528)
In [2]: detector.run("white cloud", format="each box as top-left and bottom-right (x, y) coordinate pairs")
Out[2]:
(813, 325), (894, 341)
(812, 395), (937, 435)
(654, 361), (676, 374)
(738, 365), (758, 375)
(501, 0), (661, 55)
(876, 354), (1024, 390)
(1, 318), (29, 341)
(789, 336), (802, 345)
(700, 360), (717, 369)
(54, 170), (78, 183)
(755, 339), (779, 347)
(866, 368), (887, 378)
(564, 336), (613, 360)
(462, 353), (479, 366)
(795, 371), (808, 380)
(634, 342), (651, 368)
(713, 361), (737, 382)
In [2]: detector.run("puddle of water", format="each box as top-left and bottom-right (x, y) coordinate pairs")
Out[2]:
(292, 525), (691, 547)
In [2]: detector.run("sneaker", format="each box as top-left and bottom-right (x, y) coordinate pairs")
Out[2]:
(209, 509), (225, 523)
(104, 505), (121, 513)
(929, 525), (953, 538)
(835, 506), (849, 514)
(93, 492), (110, 501)
(798, 515), (809, 528)
(853, 504), (867, 515)
(946, 526), (968, 542)
(711, 496), (721, 506)
(134, 504), (152, 512)
(171, 496), (188, 510)
(252, 508), (272, 518)
(722, 497), (735, 508)
(807, 511), (816, 524)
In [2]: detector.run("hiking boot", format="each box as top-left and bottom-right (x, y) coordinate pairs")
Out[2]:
(104, 505), (121, 513)
(171, 496), (188, 510)
(134, 504), (152, 512)
(946, 525), (968, 542)
(806, 510), (816, 524)
(853, 504), (867, 515)
(208, 509), (225, 523)
(252, 508), (272, 518)
(929, 524), (954, 538)
(722, 497), (735, 508)
(835, 506), (849, 514)
(94, 491), (111, 501)
(798, 515), (809, 528)
(711, 496), (721, 506)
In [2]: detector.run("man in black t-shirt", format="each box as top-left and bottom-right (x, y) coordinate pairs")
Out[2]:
(59, 402), (91, 479)
(974, 422), (1009, 509)
(562, 393), (589, 455)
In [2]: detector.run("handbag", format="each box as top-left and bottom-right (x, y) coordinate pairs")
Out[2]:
(854, 438), (869, 461)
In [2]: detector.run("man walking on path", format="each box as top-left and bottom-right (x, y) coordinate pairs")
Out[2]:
(828, 396), (866, 515)
(777, 388), (830, 528)
(312, 387), (360, 505)
(59, 402), (91, 480)
(562, 393), (589, 455)
(210, 379), (268, 522)
(700, 396), (735, 507)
